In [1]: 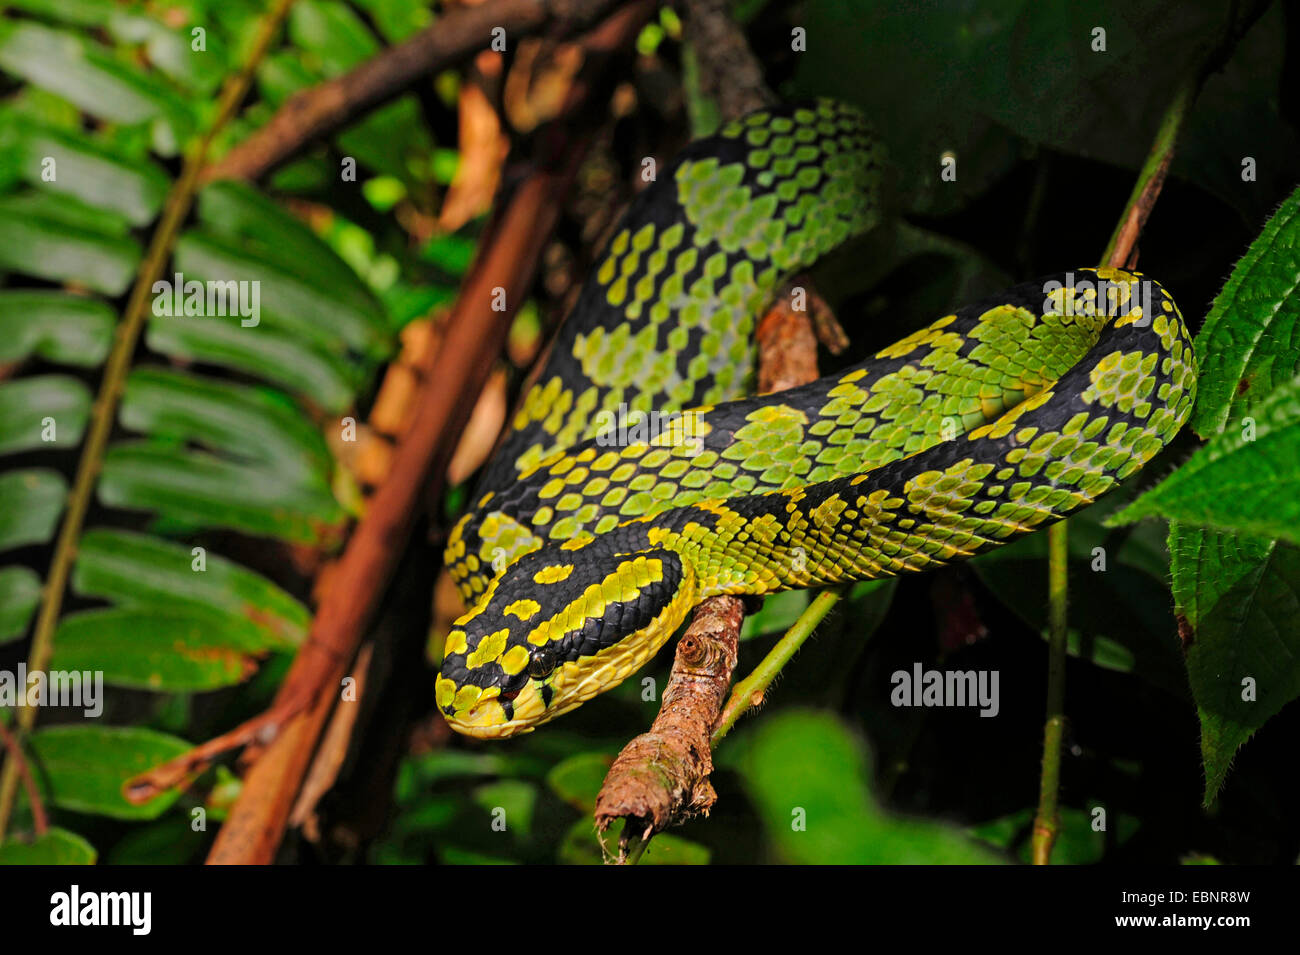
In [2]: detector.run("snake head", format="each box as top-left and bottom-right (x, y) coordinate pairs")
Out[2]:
(436, 544), (697, 738)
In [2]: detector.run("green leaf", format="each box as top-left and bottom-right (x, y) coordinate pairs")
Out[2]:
(730, 710), (1001, 864)
(194, 181), (387, 341)
(4, 0), (117, 28)
(289, 0), (380, 75)
(1161, 185), (1300, 801)
(545, 752), (613, 812)
(0, 469), (67, 552)
(471, 780), (537, 839)
(0, 113), (169, 224)
(351, 0), (433, 44)
(49, 607), (268, 690)
(1170, 527), (1300, 802)
(740, 588), (810, 640)
(336, 97), (435, 187)
(1112, 373), (1300, 544)
(0, 375), (91, 455)
(0, 200), (139, 294)
(103, 816), (206, 865)
(0, 291), (114, 366)
(146, 312), (361, 413)
(121, 367), (333, 485)
(98, 441), (345, 545)
(106, 10), (226, 95)
(790, 1), (1247, 217)
(172, 231), (387, 356)
(0, 20), (191, 155)
(0, 826), (96, 864)
(0, 566), (40, 644)
(26, 725), (190, 819)
(73, 529), (309, 649)
(1190, 186), (1300, 438)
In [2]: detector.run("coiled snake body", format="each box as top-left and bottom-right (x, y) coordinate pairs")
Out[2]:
(437, 100), (1196, 737)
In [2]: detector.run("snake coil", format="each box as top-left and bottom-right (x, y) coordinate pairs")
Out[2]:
(436, 100), (1197, 737)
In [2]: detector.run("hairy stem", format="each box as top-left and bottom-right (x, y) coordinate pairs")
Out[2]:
(711, 585), (847, 745)
(0, 0), (296, 844)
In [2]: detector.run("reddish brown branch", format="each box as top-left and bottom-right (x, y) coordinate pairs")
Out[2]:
(114, 1), (653, 865)
(197, 168), (576, 864)
(202, 0), (624, 183)
(0, 719), (47, 837)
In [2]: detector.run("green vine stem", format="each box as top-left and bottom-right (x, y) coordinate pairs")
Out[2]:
(0, 0), (297, 843)
(711, 585), (848, 745)
(1031, 68), (1198, 866)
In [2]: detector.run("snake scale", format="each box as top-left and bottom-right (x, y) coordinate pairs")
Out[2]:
(436, 100), (1196, 737)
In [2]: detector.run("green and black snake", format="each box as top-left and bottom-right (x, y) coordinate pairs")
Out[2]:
(435, 99), (1196, 737)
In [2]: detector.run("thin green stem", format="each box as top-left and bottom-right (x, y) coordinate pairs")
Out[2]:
(711, 585), (847, 745)
(1032, 522), (1070, 864)
(1100, 76), (1195, 268)
(0, 0), (297, 844)
(1032, 63), (1200, 866)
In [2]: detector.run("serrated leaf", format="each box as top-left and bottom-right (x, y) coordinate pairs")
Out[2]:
(0, 469), (67, 552)
(1112, 373), (1300, 544)
(26, 725), (190, 819)
(1163, 185), (1300, 801)
(0, 826), (96, 865)
(73, 529), (308, 649)
(0, 375), (91, 455)
(1191, 186), (1300, 438)
(1170, 526), (1300, 803)
(49, 607), (267, 690)
(0, 291), (114, 366)
(98, 441), (344, 544)
(0, 566), (40, 643)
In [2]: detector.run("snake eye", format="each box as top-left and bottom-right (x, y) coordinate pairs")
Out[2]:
(528, 646), (558, 680)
